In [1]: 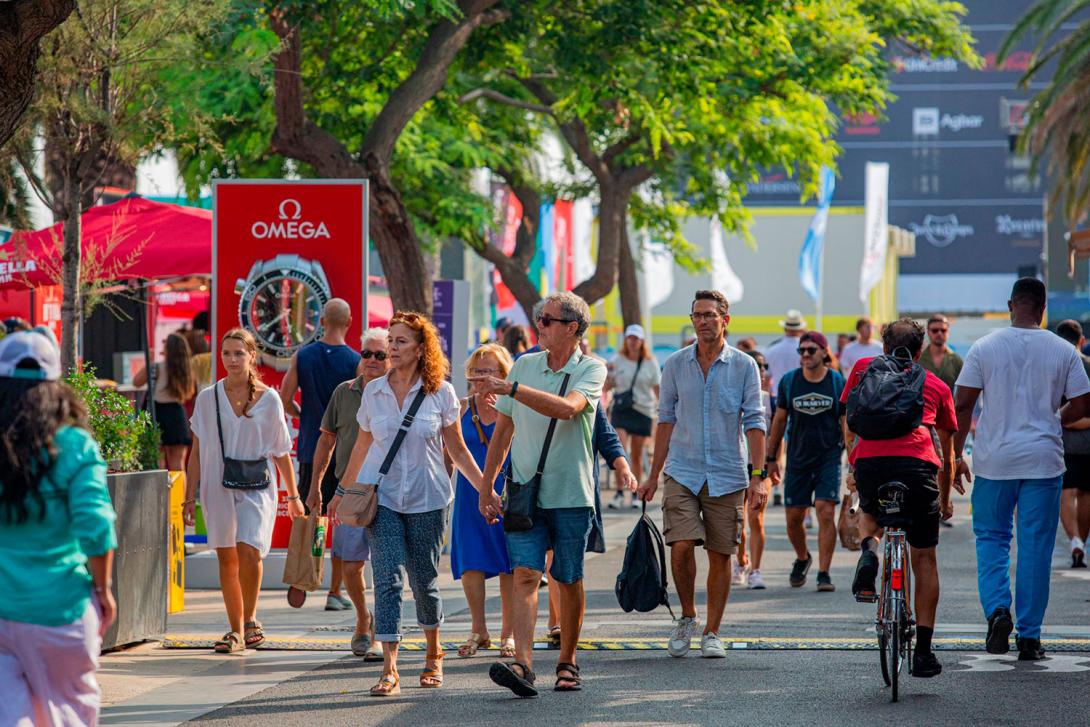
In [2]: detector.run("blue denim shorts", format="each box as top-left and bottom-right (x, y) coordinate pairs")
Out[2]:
(331, 522), (370, 562)
(505, 506), (594, 584)
(784, 455), (842, 507)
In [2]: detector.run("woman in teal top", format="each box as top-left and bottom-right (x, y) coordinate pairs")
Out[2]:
(0, 328), (117, 727)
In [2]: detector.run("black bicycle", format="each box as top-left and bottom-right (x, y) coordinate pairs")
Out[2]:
(852, 482), (915, 702)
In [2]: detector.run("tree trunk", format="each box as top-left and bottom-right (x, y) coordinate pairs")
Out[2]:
(60, 171), (81, 373)
(363, 156), (433, 314)
(617, 222), (642, 327)
(0, 0), (76, 148)
(572, 183), (627, 305)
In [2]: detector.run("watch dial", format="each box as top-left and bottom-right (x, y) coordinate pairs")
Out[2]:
(239, 268), (329, 358)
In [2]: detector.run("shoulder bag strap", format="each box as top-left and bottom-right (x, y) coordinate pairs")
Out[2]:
(376, 387), (428, 482)
(626, 357), (644, 395)
(534, 373), (572, 477)
(469, 396), (489, 446)
(214, 381), (228, 458)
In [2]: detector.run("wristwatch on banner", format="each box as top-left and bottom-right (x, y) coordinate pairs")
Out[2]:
(235, 254), (332, 371)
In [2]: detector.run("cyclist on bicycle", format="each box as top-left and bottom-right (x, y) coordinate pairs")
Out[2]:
(841, 318), (961, 678)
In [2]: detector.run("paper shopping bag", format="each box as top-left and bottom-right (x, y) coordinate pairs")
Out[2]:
(282, 512), (326, 591)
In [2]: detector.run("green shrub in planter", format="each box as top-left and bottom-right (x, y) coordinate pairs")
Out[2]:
(66, 366), (162, 472)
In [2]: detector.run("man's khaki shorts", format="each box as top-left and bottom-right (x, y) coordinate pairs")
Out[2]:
(662, 476), (744, 555)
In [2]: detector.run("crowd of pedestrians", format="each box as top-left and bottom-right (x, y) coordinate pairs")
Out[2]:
(9, 275), (1090, 721)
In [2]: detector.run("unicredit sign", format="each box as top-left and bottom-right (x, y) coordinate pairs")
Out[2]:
(250, 198), (331, 239)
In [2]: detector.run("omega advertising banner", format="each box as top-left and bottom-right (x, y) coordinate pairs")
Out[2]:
(213, 180), (368, 548)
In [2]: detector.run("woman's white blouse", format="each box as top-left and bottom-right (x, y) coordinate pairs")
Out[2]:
(356, 375), (461, 514)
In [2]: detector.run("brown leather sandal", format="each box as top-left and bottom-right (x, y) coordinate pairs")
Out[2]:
(214, 631), (244, 654)
(419, 651), (445, 688)
(369, 671), (400, 696)
(458, 633), (491, 658)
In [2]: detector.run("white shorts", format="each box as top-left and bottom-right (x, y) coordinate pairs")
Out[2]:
(203, 488), (277, 558)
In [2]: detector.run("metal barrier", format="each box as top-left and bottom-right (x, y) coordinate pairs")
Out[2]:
(102, 469), (170, 651)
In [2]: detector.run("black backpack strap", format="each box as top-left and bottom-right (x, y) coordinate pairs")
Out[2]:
(533, 373), (572, 477)
(626, 357), (643, 395)
(377, 387), (428, 482)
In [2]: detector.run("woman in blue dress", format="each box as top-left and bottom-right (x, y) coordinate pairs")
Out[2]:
(450, 343), (515, 658)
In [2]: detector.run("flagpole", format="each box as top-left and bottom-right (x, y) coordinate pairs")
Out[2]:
(816, 234), (825, 332)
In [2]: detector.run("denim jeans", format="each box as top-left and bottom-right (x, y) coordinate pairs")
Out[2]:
(504, 507), (594, 584)
(971, 475), (1063, 639)
(367, 506), (446, 642)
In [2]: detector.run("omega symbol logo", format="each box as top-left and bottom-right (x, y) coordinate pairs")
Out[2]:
(278, 198), (302, 220)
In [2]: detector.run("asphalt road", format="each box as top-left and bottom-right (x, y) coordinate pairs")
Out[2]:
(186, 493), (1090, 726)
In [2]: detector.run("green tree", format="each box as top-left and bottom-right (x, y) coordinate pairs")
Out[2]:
(461, 0), (978, 325)
(1000, 0), (1090, 223)
(6, 0), (227, 370)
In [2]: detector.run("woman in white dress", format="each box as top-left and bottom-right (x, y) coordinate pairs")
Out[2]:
(182, 328), (304, 653)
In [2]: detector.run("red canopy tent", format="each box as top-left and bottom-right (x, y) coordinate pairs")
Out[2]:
(2, 195), (391, 325)
(5, 195), (213, 287)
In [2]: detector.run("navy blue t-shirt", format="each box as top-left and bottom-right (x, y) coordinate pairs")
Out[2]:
(295, 341), (360, 463)
(776, 368), (845, 471)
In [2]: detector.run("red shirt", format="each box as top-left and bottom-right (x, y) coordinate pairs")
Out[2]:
(840, 356), (957, 467)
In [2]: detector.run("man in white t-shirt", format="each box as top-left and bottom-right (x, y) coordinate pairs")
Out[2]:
(953, 278), (1090, 662)
(838, 317), (884, 375)
(764, 309), (807, 392)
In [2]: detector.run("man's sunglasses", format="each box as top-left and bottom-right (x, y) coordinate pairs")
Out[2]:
(797, 346), (822, 356)
(361, 350), (388, 361)
(928, 327), (948, 334)
(536, 314), (576, 327)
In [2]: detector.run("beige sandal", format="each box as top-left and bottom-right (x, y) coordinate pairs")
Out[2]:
(369, 671), (400, 696)
(457, 633), (491, 658)
(419, 651), (445, 688)
(214, 631), (244, 654)
(499, 636), (516, 658)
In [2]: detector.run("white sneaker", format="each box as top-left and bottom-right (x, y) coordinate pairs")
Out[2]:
(747, 569), (767, 590)
(732, 562), (748, 586)
(701, 632), (727, 658)
(608, 492), (625, 510)
(668, 616), (699, 658)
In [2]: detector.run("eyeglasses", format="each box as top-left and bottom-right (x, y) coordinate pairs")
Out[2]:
(928, 327), (948, 334)
(690, 312), (721, 322)
(361, 350), (388, 361)
(536, 314), (576, 328)
(755, 363), (768, 371)
(797, 346), (822, 356)
(469, 367), (500, 377)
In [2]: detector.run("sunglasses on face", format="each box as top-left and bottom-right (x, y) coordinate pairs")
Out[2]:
(536, 314), (576, 328)
(361, 350), (388, 361)
(797, 346), (822, 356)
(929, 327), (948, 334)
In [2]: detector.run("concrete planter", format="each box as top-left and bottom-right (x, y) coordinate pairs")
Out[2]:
(102, 470), (170, 650)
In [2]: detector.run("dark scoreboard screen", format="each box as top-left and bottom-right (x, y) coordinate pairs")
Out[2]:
(743, 1), (1056, 276)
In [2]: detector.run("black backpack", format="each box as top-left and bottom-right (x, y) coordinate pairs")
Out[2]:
(615, 503), (674, 616)
(846, 354), (926, 440)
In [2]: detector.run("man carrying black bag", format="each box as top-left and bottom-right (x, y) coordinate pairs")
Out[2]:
(616, 503), (673, 616)
(471, 292), (606, 698)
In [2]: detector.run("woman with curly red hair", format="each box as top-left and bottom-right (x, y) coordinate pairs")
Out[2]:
(331, 311), (485, 696)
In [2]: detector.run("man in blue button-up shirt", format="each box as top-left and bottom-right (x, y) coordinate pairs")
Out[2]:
(639, 290), (769, 660)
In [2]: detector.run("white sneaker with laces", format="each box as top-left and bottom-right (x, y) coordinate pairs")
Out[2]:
(701, 632), (727, 658)
(668, 616), (699, 658)
(747, 569), (767, 590)
(732, 562), (747, 586)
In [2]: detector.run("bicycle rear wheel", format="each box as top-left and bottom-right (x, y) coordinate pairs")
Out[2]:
(879, 628), (891, 686)
(889, 621), (901, 702)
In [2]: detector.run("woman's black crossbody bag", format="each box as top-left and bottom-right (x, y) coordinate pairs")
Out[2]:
(215, 381), (272, 490)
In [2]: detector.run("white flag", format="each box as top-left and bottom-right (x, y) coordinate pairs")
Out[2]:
(710, 217), (744, 304)
(859, 162), (889, 304)
(572, 198), (595, 286)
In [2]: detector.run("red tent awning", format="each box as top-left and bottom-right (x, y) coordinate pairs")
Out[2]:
(2, 195), (212, 289)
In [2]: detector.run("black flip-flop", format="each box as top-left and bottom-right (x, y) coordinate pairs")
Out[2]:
(554, 662), (582, 692)
(489, 661), (538, 698)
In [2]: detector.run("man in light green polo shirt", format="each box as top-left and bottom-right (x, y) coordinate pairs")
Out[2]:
(472, 291), (605, 698)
